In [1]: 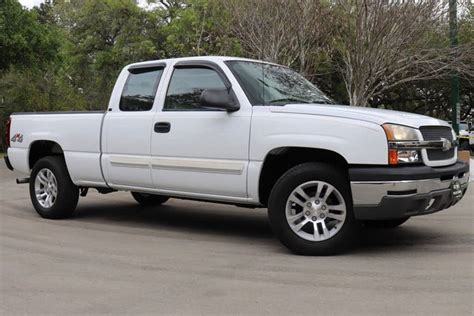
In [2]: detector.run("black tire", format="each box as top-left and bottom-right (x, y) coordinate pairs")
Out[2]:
(363, 217), (410, 229)
(29, 156), (79, 219)
(268, 162), (357, 255)
(131, 192), (169, 206)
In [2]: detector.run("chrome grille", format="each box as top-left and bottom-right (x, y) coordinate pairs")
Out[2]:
(419, 126), (455, 161)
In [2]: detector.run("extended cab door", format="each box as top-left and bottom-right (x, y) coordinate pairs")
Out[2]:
(101, 64), (166, 188)
(150, 61), (251, 201)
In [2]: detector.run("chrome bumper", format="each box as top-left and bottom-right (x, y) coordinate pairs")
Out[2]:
(351, 174), (469, 206)
(349, 161), (469, 220)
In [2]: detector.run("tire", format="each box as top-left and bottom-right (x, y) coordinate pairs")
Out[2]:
(29, 156), (79, 219)
(363, 217), (410, 229)
(131, 192), (169, 206)
(268, 162), (357, 255)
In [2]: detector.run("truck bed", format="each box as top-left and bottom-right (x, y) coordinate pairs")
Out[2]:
(8, 111), (106, 187)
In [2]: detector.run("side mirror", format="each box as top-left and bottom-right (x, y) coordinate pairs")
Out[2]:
(200, 88), (240, 112)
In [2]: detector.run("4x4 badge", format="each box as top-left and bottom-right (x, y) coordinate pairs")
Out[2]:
(11, 133), (23, 143)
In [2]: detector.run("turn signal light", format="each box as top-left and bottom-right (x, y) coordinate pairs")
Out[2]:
(388, 149), (398, 165)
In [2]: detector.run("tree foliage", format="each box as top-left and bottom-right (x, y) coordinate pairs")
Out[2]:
(0, 0), (473, 149)
(0, 0), (60, 71)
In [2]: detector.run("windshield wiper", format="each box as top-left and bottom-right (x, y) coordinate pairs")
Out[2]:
(267, 98), (310, 105)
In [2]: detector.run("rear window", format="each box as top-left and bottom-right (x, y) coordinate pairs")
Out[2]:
(119, 67), (164, 111)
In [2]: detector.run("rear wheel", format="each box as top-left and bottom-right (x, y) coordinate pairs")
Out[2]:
(363, 217), (410, 229)
(268, 162), (356, 255)
(29, 156), (79, 219)
(131, 192), (169, 206)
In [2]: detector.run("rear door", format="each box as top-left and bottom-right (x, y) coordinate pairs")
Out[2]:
(150, 61), (251, 201)
(102, 65), (165, 188)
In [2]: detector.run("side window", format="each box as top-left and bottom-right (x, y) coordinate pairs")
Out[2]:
(119, 67), (164, 111)
(164, 67), (227, 111)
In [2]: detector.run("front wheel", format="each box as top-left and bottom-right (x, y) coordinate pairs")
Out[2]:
(268, 163), (357, 255)
(131, 192), (169, 206)
(29, 156), (79, 219)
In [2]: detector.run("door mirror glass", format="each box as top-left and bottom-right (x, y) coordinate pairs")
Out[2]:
(200, 88), (240, 112)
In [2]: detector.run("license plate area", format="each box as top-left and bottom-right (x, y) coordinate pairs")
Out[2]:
(450, 180), (463, 201)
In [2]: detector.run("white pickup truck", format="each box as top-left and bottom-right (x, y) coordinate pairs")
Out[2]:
(4, 56), (469, 255)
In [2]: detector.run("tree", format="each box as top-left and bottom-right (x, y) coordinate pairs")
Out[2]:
(221, 0), (334, 78)
(0, 0), (61, 71)
(150, 0), (241, 58)
(333, 0), (474, 106)
(54, 0), (160, 109)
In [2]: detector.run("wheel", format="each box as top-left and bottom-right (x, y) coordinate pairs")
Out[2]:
(29, 156), (79, 219)
(268, 162), (356, 255)
(363, 217), (410, 229)
(131, 192), (169, 206)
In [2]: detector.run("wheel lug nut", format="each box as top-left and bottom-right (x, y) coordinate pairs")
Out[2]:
(306, 202), (312, 207)
(321, 205), (326, 210)
(305, 211), (311, 216)
(315, 200), (320, 205)
(320, 214), (325, 219)
(312, 216), (317, 221)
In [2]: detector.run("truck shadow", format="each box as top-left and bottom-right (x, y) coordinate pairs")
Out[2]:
(74, 198), (464, 255)
(75, 200), (273, 240)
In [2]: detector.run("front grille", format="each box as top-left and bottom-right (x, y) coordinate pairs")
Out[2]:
(426, 148), (455, 161)
(419, 126), (453, 141)
(419, 126), (455, 161)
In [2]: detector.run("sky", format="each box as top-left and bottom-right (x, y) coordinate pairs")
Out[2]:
(19, 0), (44, 8)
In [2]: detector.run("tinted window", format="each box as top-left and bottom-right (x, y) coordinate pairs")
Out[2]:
(120, 67), (163, 111)
(164, 67), (226, 111)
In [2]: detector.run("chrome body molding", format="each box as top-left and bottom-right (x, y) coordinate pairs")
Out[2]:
(151, 157), (245, 174)
(351, 174), (469, 206)
(109, 155), (149, 168)
(109, 155), (245, 174)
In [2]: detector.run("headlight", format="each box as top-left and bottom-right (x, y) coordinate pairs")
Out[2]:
(382, 124), (421, 165)
(382, 124), (419, 141)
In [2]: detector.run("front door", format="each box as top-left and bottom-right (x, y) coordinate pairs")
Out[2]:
(150, 62), (251, 201)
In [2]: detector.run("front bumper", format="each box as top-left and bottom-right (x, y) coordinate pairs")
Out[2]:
(350, 161), (469, 220)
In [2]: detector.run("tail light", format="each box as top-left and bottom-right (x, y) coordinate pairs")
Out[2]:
(5, 117), (11, 149)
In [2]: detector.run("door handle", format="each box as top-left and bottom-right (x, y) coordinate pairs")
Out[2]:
(154, 122), (171, 133)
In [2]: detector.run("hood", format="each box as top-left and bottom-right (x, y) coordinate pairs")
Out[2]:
(269, 104), (450, 129)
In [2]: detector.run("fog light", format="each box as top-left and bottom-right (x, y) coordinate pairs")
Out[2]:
(397, 150), (419, 163)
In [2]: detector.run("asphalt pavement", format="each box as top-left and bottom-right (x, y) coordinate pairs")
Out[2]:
(1, 161), (473, 315)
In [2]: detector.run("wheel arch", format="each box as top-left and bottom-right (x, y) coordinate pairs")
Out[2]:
(258, 147), (349, 207)
(29, 140), (64, 170)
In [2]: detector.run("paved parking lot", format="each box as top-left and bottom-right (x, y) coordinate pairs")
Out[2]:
(1, 161), (473, 315)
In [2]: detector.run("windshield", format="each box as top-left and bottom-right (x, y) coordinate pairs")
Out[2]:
(225, 61), (333, 106)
